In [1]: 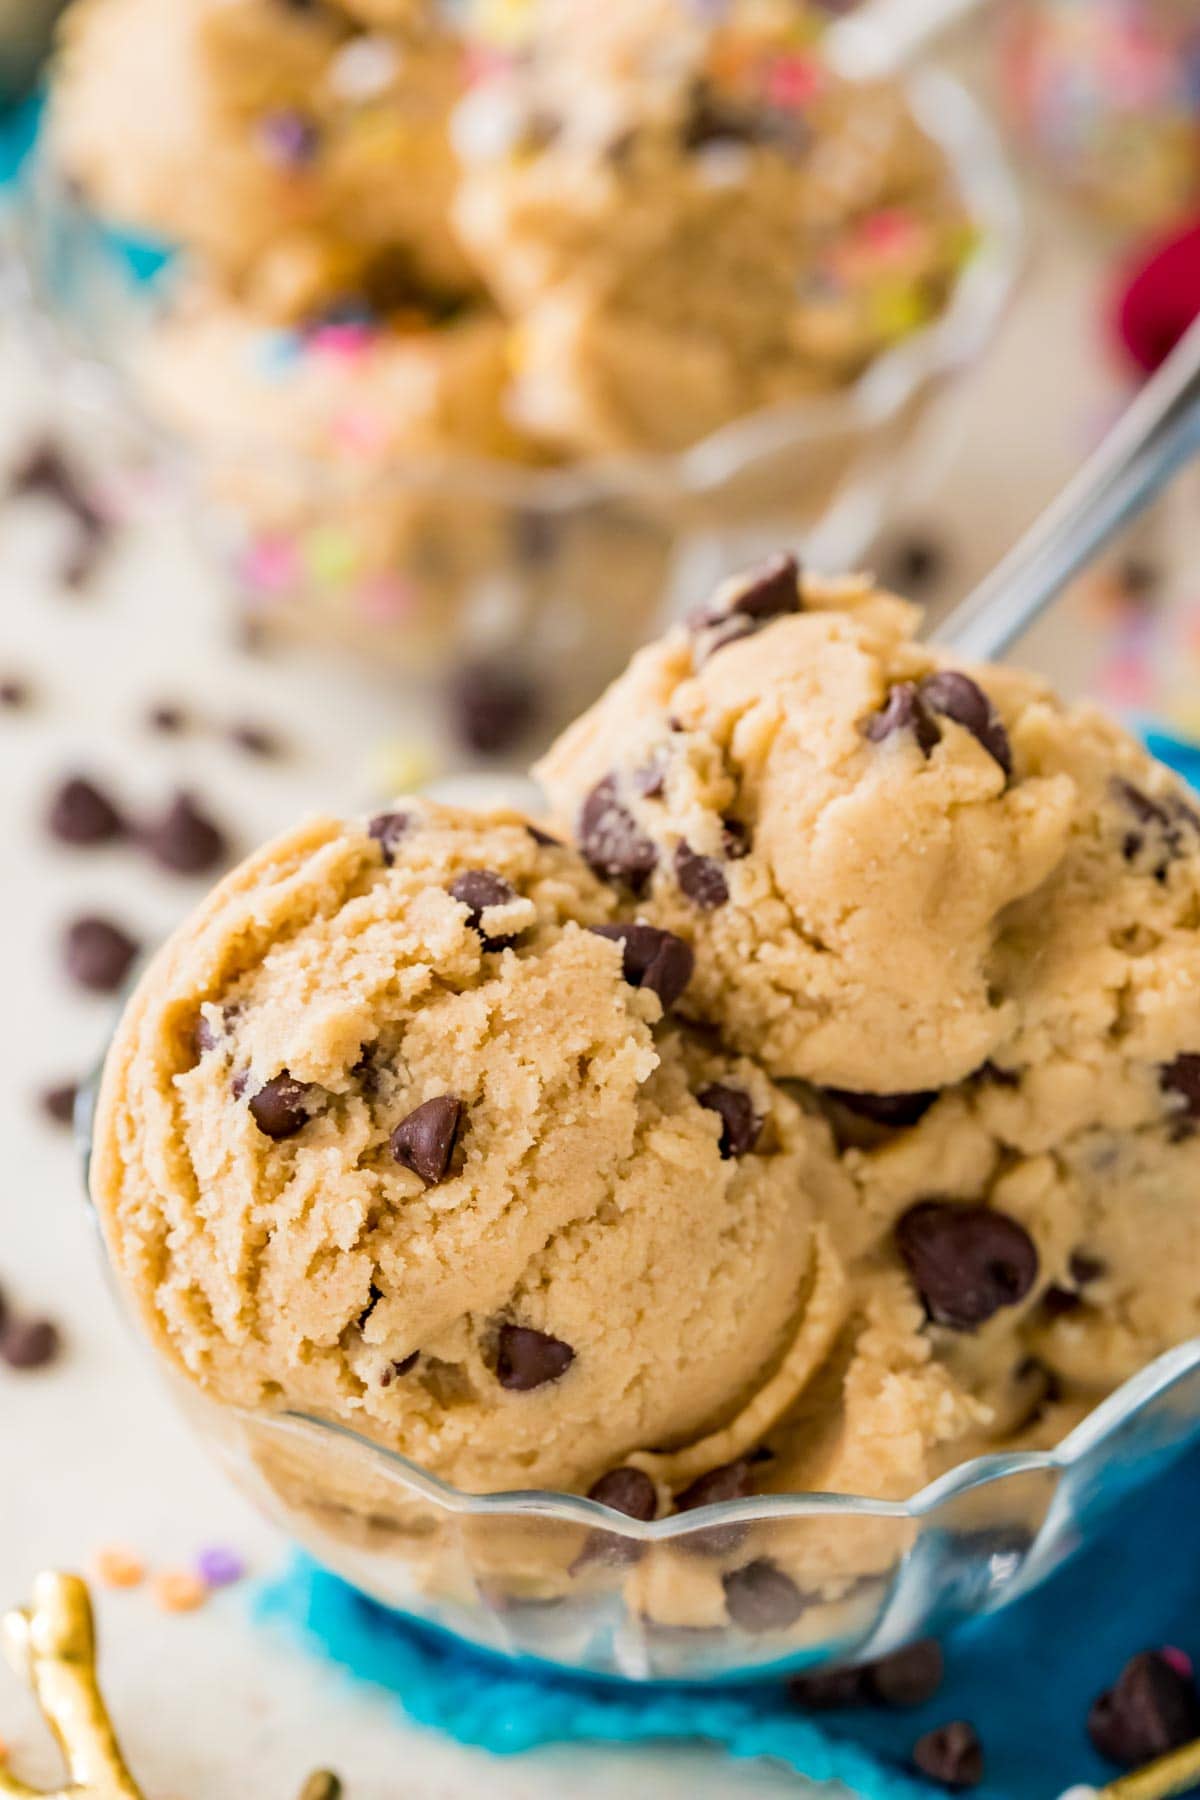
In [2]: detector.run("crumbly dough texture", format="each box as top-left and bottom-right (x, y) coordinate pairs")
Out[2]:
(538, 572), (1079, 1091)
(538, 564), (1200, 1470)
(93, 804), (834, 1495)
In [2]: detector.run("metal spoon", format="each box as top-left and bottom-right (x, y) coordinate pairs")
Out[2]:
(827, 0), (989, 80)
(936, 312), (1200, 662)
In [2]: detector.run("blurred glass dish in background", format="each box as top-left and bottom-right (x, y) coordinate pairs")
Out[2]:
(7, 0), (1021, 740)
(996, 0), (1200, 233)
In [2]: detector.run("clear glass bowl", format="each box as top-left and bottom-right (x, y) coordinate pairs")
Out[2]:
(76, 1075), (1200, 1686)
(7, 68), (1022, 730)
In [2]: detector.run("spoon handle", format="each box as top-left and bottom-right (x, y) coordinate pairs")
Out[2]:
(935, 313), (1200, 663)
(826, 0), (988, 79)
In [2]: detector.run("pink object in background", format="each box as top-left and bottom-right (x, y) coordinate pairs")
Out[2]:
(1112, 217), (1200, 376)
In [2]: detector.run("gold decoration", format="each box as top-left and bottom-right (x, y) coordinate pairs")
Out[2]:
(1101, 1736), (1200, 1799)
(0, 1572), (144, 1800)
(297, 1776), (342, 1800)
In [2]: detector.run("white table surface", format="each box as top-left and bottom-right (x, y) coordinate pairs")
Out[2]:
(0, 129), (1184, 1798)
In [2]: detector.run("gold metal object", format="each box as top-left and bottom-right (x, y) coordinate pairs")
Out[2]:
(0, 1573), (144, 1800)
(1100, 1737), (1200, 1799)
(297, 1776), (343, 1800)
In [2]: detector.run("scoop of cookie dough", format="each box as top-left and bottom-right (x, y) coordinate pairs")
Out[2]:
(539, 556), (1200, 1476)
(453, 0), (970, 452)
(50, 0), (472, 302)
(537, 559), (1079, 1092)
(91, 803), (841, 1495)
(138, 274), (531, 467)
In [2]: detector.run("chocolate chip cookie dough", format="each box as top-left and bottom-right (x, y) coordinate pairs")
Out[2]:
(91, 803), (838, 1495)
(91, 562), (1200, 1635)
(538, 558), (1200, 1458)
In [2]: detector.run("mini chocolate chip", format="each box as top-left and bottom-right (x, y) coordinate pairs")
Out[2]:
(674, 1458), (753, 1511)
(589, 922), (694, 1010)
(0, 677), (32, 709)
(722, 1559), (806, 1632)
(248, 1073), (316, 1141)
(788, 1666), (872, 1709)
(895, 1202), (1039, 1330)
(46, 775), (125, 846)
(724, 552), (802, 622)
(448, 869), (521, 950)
(976, 1059), (1019, 1089)
(526, 822), (562, 848)
(12, 440), (105, 536)
(383, 1352), (419, 1384)
(1115, 784), (1200, 874)
(357, 1283), (383, 1330)
(697, 1084), (761, 1157)
(1089, 1651), (1200, 1768)
(824, 1088), (939, 1130)
(62, 916), (139, 992)
(689, 554), (802, 633)
(230, 720), (283, 758)
(368, 810), (413, 864)
(259, 108), (321, 167)
(1040, 1285), (1083, 1319)
(194, 1012), (220, 1056)
(449, 661), (539, 757)
(1069, 1249), (1106, 1286)
(697, 613), (759, 661)
(587, 1466), (657, 1521)
(511, 509), (558, 564)
(722, 817), (751, 858)
(39, 1082), (78, 1127)
(495, 1324), (575, 1391)
(141, 791), (228, 875)
(391, 1095), (464, 1186)
(231, 1070), (250, 1100)
(912, 1721), (983, 1789)
(147, 702), (187, 735)
(2, 1318), (61, 1370)
(683, 84), (760, 150)
(1119, 556), (1161, 599)
(632, 756), (667, 799)
(919, 672), (1012, 777)
(1160, 1054), (1200, 1119)
(1114, 777), (1170, 831)
(579, 775), (659, 892)
(885, 533), (947, 594)
(863, 682), (941, 755)
(674, 842), (729, 909)
(868, 1639), (945, 1708)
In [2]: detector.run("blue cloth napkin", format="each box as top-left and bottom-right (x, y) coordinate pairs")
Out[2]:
(256, 1434), (1200, 1800)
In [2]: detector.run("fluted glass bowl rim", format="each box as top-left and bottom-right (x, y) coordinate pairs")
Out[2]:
(204, 1339), (1200, 1537)
(76, 1064), (1200, 1542)
(6, 66), (1023, 510)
